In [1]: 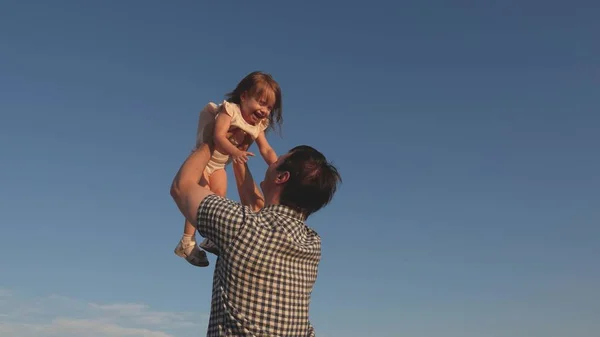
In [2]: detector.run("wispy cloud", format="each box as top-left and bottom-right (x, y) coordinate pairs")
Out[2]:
(0, 289), (207, 337)
(89, 302), (201, 328)
(0, 319), (174, 337)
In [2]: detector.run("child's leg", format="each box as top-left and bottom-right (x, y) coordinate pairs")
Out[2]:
(180, 169), (211, 236)
(207, 168), (228, 198)
(198, 168), (227, 255)
(174, 143), (213, 267)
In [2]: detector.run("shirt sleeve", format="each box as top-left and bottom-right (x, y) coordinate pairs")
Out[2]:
(196, 194), (248, 252)
(220, 100), (241, 121)
(260, 118), (270, 131)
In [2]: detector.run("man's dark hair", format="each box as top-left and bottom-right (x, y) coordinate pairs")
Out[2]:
(276, 145), (342, 218)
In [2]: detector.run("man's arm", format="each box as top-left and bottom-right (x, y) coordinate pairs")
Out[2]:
(170, 144), (215, 226)
(232, 160), (265, 212)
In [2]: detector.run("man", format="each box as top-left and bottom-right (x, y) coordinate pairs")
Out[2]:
(170, 143), (341, 337)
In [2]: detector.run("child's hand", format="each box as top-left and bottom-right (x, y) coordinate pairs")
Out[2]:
(232, 150), (255, 164)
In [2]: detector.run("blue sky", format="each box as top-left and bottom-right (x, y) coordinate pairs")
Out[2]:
(1, 1), (598, 336)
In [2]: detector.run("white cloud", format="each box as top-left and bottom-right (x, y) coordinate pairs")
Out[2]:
(88, 302), (202, 328)
(0, 319), (174, 337)
(0, 289), (207, 337)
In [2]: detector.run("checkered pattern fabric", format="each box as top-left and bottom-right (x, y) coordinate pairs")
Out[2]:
(196, 194), (320, 337)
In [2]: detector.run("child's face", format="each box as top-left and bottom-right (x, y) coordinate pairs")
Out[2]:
(240, 90), (275, 126)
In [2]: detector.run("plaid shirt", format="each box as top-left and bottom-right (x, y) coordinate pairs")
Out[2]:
(196, 194), (320, 337)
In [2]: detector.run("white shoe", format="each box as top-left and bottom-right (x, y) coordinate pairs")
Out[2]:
(199, 238), (220, 256)
(174, 240), (209, 267)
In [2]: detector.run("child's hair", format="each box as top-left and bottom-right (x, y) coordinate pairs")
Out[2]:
(225, 71), (283, 134)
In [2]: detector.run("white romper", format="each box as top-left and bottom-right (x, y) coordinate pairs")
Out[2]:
(195, 100), (269, 177)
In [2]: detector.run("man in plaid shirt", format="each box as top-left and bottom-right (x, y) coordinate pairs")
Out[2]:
(170, 143), (341, 337)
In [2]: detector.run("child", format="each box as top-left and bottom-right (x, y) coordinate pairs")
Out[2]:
(174, 71), (283, 267)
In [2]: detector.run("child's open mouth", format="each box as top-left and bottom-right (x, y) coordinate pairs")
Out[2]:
(252, 111), (263, 122)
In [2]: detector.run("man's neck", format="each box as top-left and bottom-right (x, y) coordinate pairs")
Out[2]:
(263, 194), (280, 208)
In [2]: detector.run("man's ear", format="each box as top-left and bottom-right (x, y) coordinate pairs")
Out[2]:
(275, 171), (290, 185)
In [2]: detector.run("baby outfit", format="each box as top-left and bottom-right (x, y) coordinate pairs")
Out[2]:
(196, 100), (269, 177)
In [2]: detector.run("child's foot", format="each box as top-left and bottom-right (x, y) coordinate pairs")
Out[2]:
(199, 238), (220, 256)
(174, 240), (209, 267)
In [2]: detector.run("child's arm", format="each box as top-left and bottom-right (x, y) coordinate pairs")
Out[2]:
(255, 131), (278, 165)
(214, 112), (254, 163)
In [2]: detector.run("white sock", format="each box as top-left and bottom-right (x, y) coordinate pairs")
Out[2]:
(182, 234), (194, 243)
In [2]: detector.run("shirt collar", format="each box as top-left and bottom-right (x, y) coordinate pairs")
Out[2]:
(260, 204), (305, 221)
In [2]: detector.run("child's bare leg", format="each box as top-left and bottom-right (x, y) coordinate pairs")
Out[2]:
(180, 171), (210, 236)
(207, 168), (227, 198)
(198, 168), (227, 255)
(179, 171), (208, 235)
(174, 143), (213, 267)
